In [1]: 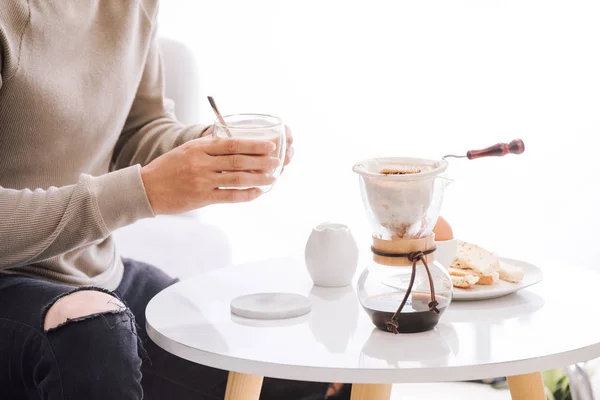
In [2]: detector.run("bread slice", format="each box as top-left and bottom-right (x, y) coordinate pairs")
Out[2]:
(451, 241), (500, 285)
(451, 274), (480, 289)
(448, 267), (468, 277)
(449, 267), (480, 288)
(473, 271), (500, 285)
(498, 261), (525, 283)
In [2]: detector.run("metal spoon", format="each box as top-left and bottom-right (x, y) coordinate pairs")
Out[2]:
(207, 96), (233, 137)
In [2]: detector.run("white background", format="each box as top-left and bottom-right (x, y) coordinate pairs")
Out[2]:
(156, 0), (600, 270)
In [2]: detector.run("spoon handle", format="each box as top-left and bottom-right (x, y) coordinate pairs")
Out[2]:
(467, 139), (525, 160)
(207, 96), (233, 137)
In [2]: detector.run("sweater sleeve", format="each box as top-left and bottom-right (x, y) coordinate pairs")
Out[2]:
(0, 166), (155, 270)
(111, 22), (209, 171)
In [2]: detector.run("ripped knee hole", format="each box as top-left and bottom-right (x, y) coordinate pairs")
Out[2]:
(43, 289), (127, 332)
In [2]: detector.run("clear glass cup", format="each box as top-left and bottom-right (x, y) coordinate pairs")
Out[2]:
(212, 114), (286, 193)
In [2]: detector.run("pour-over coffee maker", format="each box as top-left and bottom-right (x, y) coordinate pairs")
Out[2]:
(352, 157), (453, 334)
(352, 140), (526, 334)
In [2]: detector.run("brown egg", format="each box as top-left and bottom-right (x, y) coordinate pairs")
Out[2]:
(433, 216), (454, 241)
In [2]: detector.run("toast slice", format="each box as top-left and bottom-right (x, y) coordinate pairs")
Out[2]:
(498, 261), (525, 283)
(448, 267), (468, 277)
(451, 241), (500, 285)
(451, 274), (480, 289)
(473, 271), (499, 285)
(449, 267), (480, 288)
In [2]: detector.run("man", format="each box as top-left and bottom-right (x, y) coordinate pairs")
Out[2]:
(0, 1), (348, 399)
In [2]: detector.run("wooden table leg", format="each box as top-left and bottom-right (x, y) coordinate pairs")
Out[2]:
(507, 372), (546, 400)
(224, 372), (264, 400)
(351, 383), (392, 400)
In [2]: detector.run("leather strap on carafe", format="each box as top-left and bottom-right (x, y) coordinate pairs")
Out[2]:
(371, 246), (436, 259)
(385, 251), (439, 334)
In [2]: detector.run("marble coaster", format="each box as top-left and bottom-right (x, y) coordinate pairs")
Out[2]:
(230, 293), (312, 320)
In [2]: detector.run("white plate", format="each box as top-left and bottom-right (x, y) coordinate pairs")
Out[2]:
(452, 257), (543, 301)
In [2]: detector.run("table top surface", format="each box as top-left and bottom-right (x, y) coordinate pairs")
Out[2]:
(146, 255), (600, 384)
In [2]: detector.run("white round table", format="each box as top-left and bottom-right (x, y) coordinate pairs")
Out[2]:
(146, 256), (600, 400)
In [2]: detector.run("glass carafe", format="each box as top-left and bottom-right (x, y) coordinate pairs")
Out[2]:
(352, 157), (453, 334)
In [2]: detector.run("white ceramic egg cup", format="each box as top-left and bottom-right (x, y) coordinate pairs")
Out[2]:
(305, 222), (359, 287)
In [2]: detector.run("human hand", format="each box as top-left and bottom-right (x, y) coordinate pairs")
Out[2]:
(141, 137), (279, 215)
(201, 125), (214, 138)
(205, 124), (293, 167)
(283, 125), (294, 169)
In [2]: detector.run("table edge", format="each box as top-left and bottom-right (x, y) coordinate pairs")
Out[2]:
(146, 319), (600, 384)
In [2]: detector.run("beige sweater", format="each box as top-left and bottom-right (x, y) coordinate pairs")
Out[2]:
(0, 1), (207, 289)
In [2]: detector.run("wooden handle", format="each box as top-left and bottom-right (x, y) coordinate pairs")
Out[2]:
(467, 139), (525, 160)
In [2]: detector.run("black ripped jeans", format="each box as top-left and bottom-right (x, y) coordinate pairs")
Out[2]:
(0, 259), (349, 400)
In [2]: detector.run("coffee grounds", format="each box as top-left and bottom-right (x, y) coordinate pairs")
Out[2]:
(380, 168), (421, 175)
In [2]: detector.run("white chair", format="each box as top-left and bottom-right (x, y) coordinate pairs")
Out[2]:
(113, 215), (232, 279)
(158, 37), (202, 126)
